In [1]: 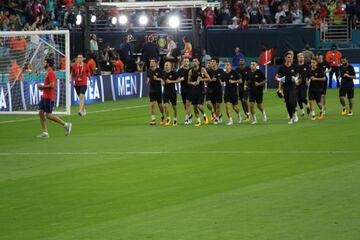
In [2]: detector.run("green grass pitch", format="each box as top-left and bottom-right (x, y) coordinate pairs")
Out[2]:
(0, 89), (359, 240)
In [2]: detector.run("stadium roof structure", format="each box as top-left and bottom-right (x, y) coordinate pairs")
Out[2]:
(97, 1), (221, 10)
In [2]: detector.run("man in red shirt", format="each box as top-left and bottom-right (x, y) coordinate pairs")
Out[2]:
(37, 58), (72, 138)
(72, 54), (91, 116)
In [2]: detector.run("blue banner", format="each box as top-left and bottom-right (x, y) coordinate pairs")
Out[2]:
(71, 72), (147, 105)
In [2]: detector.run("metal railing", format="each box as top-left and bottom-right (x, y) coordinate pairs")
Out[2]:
(320, 14), (351, 42)
(87, 18), (202, 32)
(206, 23), (313, 30)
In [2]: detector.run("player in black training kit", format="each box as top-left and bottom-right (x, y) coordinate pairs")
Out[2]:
(236, 58), (251, 122)
(296, 53), (310, 116)
(177, 57), (192, 125)
(276, 52), (300, 124)
(207, 57), (224, 125)
(147, 59), (165, 125)
(221, 61), (242, 125)
(188, 58), (210, 127)
(245, 61), (267, 124)
(162, 61), (181, 126)
(205, 60), (216, 121)
(308, 58), (326, 120)
(339, 57), (356, 116)
(317, 52), (331, 114)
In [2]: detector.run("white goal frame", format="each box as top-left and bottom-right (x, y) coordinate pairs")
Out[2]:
(0, 30), (71, 115)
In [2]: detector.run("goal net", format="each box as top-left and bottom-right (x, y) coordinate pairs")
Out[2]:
(0, 30), (71, 115)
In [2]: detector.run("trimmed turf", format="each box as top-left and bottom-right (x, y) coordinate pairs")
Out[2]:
(0, 89), (359, 240)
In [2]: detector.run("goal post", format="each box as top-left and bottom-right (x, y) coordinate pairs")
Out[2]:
(0, 30), (71, 115)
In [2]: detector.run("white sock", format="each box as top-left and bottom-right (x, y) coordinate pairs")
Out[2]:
(229, 117), (233, 122)
(151, 115), (156, 120)
(311, 111), (315, 116)
(203, 113), (207, 117)
(174, 117), (177, 121)
(197, 117), (201, 122)
(252, 115), (257, 121)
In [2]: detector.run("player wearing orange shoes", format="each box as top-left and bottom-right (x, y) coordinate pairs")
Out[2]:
(308, 58), (326, 120)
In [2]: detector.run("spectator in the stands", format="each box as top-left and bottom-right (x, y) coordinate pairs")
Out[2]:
(201, 49), (211, 67)
(119, 36), (133, 63)
(232, 47), (245, 68)
(248, 1), (263, 24)
(32, 1), (41, 22)
(260, 1), (273, 24)
(203, 7), (216, 28)
(141, 35), (160, 69)
(63, 8), (76, 30)
(274, 5), (286, 24)
(181, 36), (192, 59)
(90, 34), (98, 57)
(64, 0), (74, 8)
(165, 35), (177, 60)
(217, 4), (232, 25)
(112, 54), (124, 74)
(301, 44), (315, 64)
(87, 54), (97, 75)
(239, 17), (249, 30)
(100, 46), (113, 75)
(46, 0), (55, 20)
(9, 59), (22, 81)
(228, 16), (240, 30)
(333, 1), (346, 24)
(291, 3), (303, 24)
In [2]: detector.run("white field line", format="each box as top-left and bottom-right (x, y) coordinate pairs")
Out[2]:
(0, 150), (358, 156)
(0, 104), (149, 124)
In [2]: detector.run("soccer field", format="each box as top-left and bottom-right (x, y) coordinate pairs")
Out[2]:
(0, 89), (359, 240)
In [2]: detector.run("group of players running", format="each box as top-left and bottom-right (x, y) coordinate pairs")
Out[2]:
(35, 50), (355, 137)
(276, 50), (355, 124)
(147, 57), (267, 126)
(147, 51), (355, 126)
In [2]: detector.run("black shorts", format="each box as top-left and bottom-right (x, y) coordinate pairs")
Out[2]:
(339, 87), (354, 99)
(163, 91), (177, 105)
(224, 91), (238, 105)
(206, 88), (223, 104)
(192, 90), (204, 106)
(75, 85), (87, 95)
(149, 91), (162, 104)
(309, 89), (322, 103)
(211, 90), (223, 104)
(249, 90), (263, 104)
(39, 98), (54, 113)
(239, 90), (249, 101)
(181, 91), (191, 104)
